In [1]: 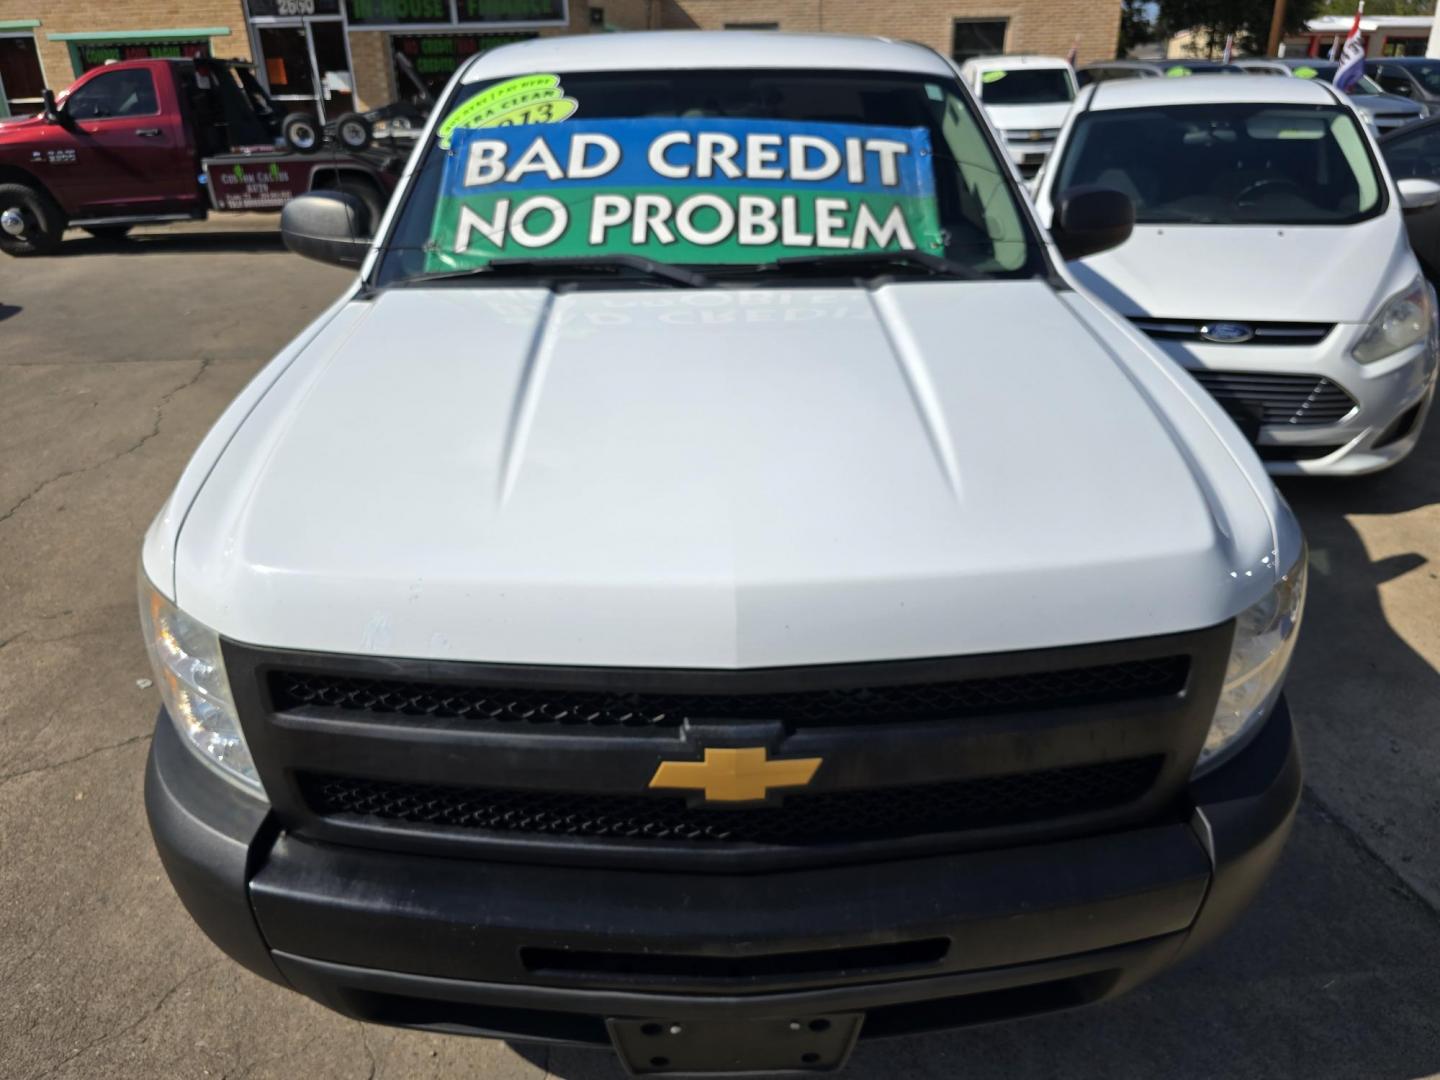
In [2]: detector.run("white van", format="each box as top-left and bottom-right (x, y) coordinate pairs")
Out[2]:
(1037, 75), (1440, 474)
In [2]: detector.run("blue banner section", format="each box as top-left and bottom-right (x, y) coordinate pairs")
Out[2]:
(440, 117), (936, 198)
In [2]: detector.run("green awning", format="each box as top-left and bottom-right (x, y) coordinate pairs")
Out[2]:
(48, 27), (231, 43)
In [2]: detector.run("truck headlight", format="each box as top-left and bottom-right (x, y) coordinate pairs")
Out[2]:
(1353, 277), (1432, 364)
(1195, 551), (1307, 777)
(139, 576), (262, 794)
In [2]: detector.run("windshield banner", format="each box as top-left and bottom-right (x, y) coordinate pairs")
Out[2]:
(425, 117), (942, 272)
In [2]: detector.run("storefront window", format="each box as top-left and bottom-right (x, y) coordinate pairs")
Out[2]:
(0, 34), (45, 117)
(391, 31), (536, 100)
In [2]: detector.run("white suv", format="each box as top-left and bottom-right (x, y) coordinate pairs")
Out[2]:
(1036, 74), (1440, 475)
(141, 32), (1305, 1075)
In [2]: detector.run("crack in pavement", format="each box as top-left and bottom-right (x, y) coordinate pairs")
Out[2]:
(25, 959), (220, 1080)
(359, 1022), (378, 1080)
(0, 358), (212, 528)
(1302, 785), (1440, 923)
(0, 732), (152, 788)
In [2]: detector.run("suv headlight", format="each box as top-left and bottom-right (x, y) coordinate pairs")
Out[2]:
(139, 575), (262, 794)
(1195, 551), (1307, 777)
(1353, 277), (1432, 364)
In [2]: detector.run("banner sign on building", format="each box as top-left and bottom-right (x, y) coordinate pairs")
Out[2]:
(76, 39), (210, 71)
(426, 116), (942, 273)
(245, 0), (342, 16)
(346, 0), (565, 26)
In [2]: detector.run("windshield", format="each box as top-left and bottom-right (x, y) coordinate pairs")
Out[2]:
(978, 68), (1073, 105)
(1404, 61), (1440, 94)
(1055, 103), (1383, 225)
(374, 68), (1046, 287)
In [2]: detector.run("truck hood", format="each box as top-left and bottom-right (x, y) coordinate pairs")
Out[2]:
(0, 114), (45, 138)
(175, 282), (1277, 667)
(1351, 92), (1424, 116)
(982, 102), (1073, 131)
(1069, 217), (1412, 324)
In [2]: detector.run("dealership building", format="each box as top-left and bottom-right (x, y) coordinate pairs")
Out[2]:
(0, 1), (1121, 119)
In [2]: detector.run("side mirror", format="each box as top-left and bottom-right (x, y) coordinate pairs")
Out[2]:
(280, 191), (373, 268)
(1398, 176), (1440, 213)
(1051, 185), (1134, 261)
(41, 88), (66, 125)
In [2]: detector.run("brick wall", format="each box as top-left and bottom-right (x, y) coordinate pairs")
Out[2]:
(347, 28), (393, 111)
(0, 0), (250, 90)
(636, 0), (1120, 65)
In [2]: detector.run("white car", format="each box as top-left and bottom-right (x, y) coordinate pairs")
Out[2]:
(958, 54), (1077, 176)
(140, 31), (1306, 1074)
(1037, 75), (1440, 475)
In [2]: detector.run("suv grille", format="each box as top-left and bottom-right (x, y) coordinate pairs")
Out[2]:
(300, 757), (1164, 847)
(269, 656), (1189, 731)
(1189, 371), (1357, 427)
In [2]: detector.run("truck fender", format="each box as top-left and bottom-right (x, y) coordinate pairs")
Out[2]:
(0, 164), (58, 204)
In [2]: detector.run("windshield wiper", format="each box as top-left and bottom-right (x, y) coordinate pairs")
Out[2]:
(397, 254), (710, 288)
(727, 250), (988, 281)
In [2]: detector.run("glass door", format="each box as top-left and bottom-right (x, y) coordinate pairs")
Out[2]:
(253, 19), (354, 122)
(309, 21), (355, 119)
(255, 24), (318, 119)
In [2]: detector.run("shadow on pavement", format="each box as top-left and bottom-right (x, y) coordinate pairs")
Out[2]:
(0, 302), (20, 322)
(55, 230), (287, 256)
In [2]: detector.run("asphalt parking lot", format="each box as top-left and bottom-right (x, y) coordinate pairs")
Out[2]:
(2, 217), (1439, 1080)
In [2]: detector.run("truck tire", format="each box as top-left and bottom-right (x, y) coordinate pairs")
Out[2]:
(282, 112), (321, 153)
(335, 112), (373, 151)
(0, 183), (66, 256)
(83, 225), (132, 241)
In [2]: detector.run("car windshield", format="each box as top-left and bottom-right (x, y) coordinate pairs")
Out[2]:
(978, 68), (1074, 104)
(1054, 102), (1383, 225)
(374, 67), (1046, 287)
(1404, 61), (1440, 94)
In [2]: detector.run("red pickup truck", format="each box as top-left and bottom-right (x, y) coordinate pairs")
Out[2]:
(0, 57), (401, 256)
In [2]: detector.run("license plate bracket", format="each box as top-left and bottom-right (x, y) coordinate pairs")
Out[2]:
(607, 1013), (863, 1076)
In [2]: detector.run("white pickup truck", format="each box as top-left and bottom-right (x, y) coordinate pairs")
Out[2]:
(141, 31), (1306, 1076)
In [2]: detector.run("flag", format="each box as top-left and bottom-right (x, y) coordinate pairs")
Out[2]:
(1222, 34), (1233, 64)
(1334, 3), (1366, 92)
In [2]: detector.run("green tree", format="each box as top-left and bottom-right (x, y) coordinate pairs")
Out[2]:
(1119, 0), (1159, 54)
(1156, 0), (1324, 56)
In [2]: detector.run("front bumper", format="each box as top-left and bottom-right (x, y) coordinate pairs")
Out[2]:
(145, 695), (1300, 1052)
(1002, 139), (1055, 177)
(1153, 329), (1439, 477)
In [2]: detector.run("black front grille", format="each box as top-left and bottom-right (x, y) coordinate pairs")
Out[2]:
(269, 656), (1189, 732)
(1131, 317), (1333, 347)
(1189, 371), (1357, 427)
(300, 757), (1164, 847)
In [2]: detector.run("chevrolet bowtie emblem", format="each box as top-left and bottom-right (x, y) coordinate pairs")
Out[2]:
(649, 747), (822, 803)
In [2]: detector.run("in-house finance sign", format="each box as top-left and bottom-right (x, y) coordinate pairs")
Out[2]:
(426, 117), (942, 272)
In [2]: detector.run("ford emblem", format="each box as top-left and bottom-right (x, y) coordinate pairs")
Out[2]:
(1200, 322), (1254, 344)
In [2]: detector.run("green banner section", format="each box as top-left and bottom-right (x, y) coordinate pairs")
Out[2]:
(425, 186), (943, 273)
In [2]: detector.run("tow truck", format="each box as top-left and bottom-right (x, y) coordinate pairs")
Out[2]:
(0, 56), (402, 255)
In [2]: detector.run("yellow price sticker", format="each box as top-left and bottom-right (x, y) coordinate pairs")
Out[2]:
(437, 73), (576, 147)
